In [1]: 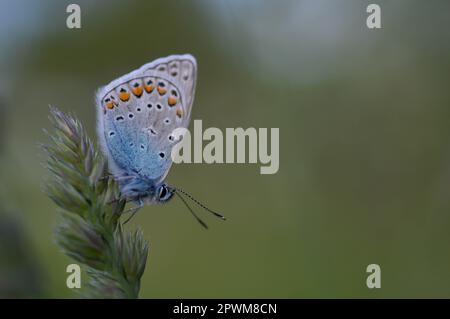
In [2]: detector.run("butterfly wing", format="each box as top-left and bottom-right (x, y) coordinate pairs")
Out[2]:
(96, 54), (197, 184)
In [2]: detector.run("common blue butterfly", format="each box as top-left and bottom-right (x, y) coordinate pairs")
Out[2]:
(96, 54), (224, 227)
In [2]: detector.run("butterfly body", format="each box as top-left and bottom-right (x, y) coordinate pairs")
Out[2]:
(96, 54), (197, 204)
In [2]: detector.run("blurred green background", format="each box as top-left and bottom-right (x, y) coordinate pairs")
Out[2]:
(1, 0), (450, 298)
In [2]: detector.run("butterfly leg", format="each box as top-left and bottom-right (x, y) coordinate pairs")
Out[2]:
(99, 174), (113, 181)
(122, 198), (144, 225)
(107, 197), (120, 205)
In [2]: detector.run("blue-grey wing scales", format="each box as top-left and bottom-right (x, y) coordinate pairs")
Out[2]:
(96, 55), (197, 189)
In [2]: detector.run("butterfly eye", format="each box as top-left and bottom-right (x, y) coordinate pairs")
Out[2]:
(157, 185), (173, 202)
(159, 186), (167, 199)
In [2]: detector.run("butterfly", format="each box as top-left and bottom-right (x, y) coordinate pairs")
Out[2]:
(96, 54), (224, 227)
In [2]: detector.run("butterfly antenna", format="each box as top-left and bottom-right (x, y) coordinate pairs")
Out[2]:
(173, 187), (226, 221)
(174, 191), (208, 229)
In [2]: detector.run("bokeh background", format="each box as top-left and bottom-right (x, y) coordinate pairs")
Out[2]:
(1, 0), (450, 298)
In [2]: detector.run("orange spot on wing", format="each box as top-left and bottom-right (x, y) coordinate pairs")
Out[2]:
(119, 91), (130, 102)
(176, 108), (183, 118)
(157, 86), (167, 95)
(106, 101), (114, 109)
(168, 96), (177, 106)
(144, 85), (154, 93)
(132, 86), (143, 97)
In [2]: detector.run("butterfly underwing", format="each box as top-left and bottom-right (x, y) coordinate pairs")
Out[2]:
(96, 54), (197, 205)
